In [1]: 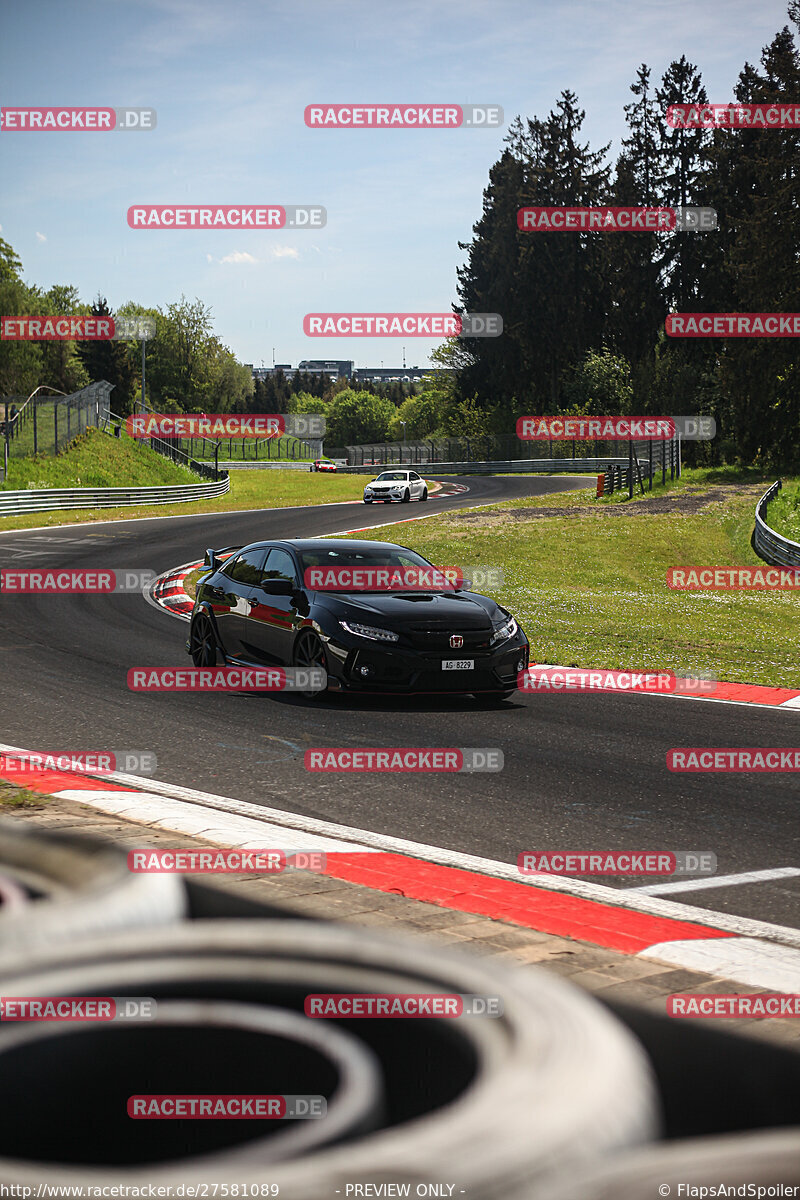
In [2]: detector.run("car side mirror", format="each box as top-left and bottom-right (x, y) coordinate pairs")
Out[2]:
(260, 579), (295, 596)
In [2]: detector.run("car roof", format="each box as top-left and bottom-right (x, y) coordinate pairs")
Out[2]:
(241, 538), (412, 554)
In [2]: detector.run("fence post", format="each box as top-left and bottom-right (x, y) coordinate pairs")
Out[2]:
(53, 403), (57, 453)
(628, 439), (633, 500)
(649, 440), (653, 491)
(33, 400), (38, 455)
(662, 438), (667, 486)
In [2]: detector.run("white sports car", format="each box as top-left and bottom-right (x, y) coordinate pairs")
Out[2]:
(363, 470), (428, 504)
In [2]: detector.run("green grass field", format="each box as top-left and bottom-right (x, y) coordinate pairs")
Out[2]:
(341, 470), (799, 688)
(766, 480), (800, 544)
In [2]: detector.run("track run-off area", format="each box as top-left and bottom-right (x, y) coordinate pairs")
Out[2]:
(1, 472), (798, 985)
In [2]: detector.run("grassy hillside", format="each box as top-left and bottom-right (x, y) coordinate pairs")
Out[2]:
(2, 427), (198, 490)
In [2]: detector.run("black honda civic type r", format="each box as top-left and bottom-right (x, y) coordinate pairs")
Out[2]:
(186, 538), (530, 699)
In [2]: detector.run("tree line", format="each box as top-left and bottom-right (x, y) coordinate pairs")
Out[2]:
(452, 4), (800, 467)
(0, 242), (252, 416)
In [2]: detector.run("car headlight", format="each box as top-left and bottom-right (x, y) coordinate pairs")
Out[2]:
(490, 616), (518, 646)
(340, 620), (400, 644)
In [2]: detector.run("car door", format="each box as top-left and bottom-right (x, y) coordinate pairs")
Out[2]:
(206, 547), (268, 657)
(409, 471), (423, 498)
(242, 546), (303, 664)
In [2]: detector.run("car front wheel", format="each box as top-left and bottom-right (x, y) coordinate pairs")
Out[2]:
(292, 630), (329, 700)
(189, 613), (219, 667)
(401, 489), (411, 503)
(421, 487), (428, 501)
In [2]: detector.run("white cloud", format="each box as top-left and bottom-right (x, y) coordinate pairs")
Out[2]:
(35, 232), (47, 242)
(220, 250), (259, 264)
(270, 245), (299, 260)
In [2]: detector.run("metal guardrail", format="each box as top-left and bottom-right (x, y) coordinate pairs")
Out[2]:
(0, 476), (230, 517)
(217, 461), (312, 471)
(754, 480), (800, 567)
(339, 458), (641, 476)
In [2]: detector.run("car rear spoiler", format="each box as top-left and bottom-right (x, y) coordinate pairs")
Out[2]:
(203, 545), (243, 571)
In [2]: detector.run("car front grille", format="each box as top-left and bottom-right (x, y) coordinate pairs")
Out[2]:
(406, 626), (492, 652)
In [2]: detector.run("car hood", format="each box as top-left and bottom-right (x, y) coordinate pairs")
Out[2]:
(365, 481), (405, 488)
(317, 590), (498, 628)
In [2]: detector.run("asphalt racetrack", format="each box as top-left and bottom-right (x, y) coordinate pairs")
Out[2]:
(1, 473), (797, 930)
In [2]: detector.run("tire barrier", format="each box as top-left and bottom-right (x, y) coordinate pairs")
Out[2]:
(0, 818), (187, 959)
(0, 919), (660, 1196)
(602, 999), (800, 1139)
(0, 873), (27, 912)
(0, 1000), (384, 1168)
(538, 1127), (800, 1199)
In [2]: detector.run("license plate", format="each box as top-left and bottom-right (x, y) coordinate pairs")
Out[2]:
(442, 659), (474, 671)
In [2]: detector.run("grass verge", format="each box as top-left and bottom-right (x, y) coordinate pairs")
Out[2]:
(766, 481), (800, 544)
(0, 779), (51, 809)
(341, 470), (799, 688)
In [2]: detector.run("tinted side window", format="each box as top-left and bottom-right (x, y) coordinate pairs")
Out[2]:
(225, 548), (268, 586)
(263, 548), (297, 585)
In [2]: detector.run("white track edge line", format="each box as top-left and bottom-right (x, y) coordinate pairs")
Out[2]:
(2, 739), (799, 948)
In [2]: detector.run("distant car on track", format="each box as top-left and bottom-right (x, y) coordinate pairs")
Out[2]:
(313, 458), (337, 472)
(364, 470), (427, 503)
(187, 537), (529, 700)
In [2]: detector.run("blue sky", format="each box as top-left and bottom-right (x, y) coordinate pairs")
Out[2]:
(0, 0), (793, 369)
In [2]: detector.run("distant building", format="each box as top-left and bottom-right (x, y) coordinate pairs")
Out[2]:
(250, 361), (450, 383)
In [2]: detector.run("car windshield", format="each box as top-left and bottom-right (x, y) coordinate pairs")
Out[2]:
(374, 472), (407, 481)
(299, 546), (457, 593)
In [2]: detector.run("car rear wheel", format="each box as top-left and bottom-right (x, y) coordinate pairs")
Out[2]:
(189, 613), (219, 667)
(292, 631), (329, 700)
